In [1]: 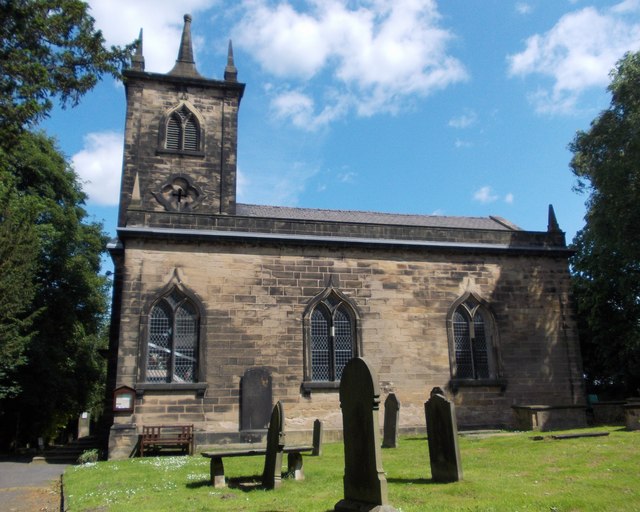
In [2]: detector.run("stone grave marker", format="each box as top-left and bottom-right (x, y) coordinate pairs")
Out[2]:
(424, 387), (463, 483)
(334, 357), (398, 512)
(312, 418), (324, 456)
(240, 367), (272, 435)
(382, 393), (400, 448)
(262, 400), (285, 489)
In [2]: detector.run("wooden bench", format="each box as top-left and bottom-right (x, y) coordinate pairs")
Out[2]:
(202, 403), (323, 489)
(140, 424), (194, 457)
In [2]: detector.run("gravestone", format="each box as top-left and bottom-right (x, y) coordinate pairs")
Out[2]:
(78, 411), (91, 438)
(382, 393), (400, 448)
(424, 387), (463, 483)
(335, 357), (398, 512)
(312, 418), (324, 456)
(240, 367), (272, 436)
(262, 401), (285, 489)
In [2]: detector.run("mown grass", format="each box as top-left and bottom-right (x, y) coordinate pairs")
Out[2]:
(63, 426), (639, 511)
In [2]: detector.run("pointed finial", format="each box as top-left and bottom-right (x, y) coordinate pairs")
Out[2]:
(131, 28), (145, 71)
(547, 204), (561, 233)
(169, 14), (202, 77)
(224, 39), (238, 82)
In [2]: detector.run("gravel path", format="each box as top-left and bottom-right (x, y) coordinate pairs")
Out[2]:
(0, 458), (68, 512)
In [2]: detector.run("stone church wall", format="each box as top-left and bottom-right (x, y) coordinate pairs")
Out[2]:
(111, 236), (583, 445)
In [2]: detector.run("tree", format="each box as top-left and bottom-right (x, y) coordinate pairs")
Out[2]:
(0, 0), (134, 139)
(0, 0), (134, 447)
(569, 51), (640, 397)
(0, 131), (110, 446)
(0, 170), (39, 400)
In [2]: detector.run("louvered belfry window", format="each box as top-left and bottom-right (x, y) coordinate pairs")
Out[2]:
(452, 297), (490, 380)
(165, 105), (200, 152)
(309, 297), (355, 382)
(146, 290), (198, 383)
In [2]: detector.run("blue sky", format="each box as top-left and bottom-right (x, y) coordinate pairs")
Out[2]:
(44, 0), (640, 266)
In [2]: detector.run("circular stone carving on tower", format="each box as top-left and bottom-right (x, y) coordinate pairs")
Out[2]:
(153, 174), (203, 212)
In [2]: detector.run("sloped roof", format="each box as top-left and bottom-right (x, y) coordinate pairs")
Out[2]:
(236, 203), (521, 231)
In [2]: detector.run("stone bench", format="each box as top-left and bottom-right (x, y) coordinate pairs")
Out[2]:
(202, 407), (322, 489)
(140, 424), (194, 457)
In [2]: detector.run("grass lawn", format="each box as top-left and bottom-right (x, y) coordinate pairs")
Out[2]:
(63, 426), (638, 511)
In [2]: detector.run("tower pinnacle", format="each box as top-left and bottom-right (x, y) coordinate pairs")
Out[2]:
(169, 14), (202, 78)
(224, 40), (238, 82)
(131, 28), (145, 71)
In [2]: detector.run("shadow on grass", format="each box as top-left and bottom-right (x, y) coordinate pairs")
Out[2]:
(187, 474), (295, 492)
(386, 477), (436, 485)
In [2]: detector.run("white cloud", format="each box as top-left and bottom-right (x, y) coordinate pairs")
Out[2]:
(454, 138), (473, 149)
(72, 132), (123, 206)
(508, 2), (640, 114)
(237, 160), (319, 206)
(87, 0), (219, 73)
(473, 186), (498, 204)
(515, 3), (533, 15)
(505, 192), (514, 204)
(234, 0), (467, 128)
(448, 109), (477, 128)
(337, 171), (357, 183)
(271, 89), (349, 130)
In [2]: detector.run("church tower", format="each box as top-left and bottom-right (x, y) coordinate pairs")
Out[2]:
(118, 14), (244, 227)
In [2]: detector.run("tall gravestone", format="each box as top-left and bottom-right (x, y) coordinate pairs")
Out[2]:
(262, 401), (286, 489)
(240, 367), (272, 436)
(335, 357), (398, 512)
(424, 387), (463, 483)
(382, 393), (400, 448)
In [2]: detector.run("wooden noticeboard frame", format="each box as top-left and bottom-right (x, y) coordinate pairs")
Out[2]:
(113, 385), (136, 413)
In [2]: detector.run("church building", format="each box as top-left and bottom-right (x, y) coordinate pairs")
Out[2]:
(105, 16), (586, 459)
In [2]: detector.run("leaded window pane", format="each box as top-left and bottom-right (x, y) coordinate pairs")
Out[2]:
(334, 307), (353, 380)
(311, 308), (330, 381)
(148, 302), (171, 382)
(146, 293), (199, 383)
(453, 310), (473, 379)
(173, 302), (197, 383)
(473, 312), (489, 379)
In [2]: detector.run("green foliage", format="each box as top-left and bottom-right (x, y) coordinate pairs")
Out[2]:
(0, 168), (40, 399)
(0, 131), (110, 445)
(0, 0), (133, 447)
(77, 448), (100, 465)
(0, 0), (135, 139)
(569, 51), (640, 397)
(63, 429), (639, 511)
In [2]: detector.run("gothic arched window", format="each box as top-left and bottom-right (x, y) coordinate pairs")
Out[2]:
(146, 289), (199, 383)
(304, 288), (360, 385)
(447, 294), (499, 381)
(161, 103), (203, 153)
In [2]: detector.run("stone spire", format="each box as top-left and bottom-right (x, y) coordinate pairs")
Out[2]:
(547, 204), (561, 233)
(169, 14), (202, 78)
(224, 40), (238, 82)
(131, 28), (145, 71)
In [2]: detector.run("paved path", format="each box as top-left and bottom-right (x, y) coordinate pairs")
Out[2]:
(0, 457), (67, 511)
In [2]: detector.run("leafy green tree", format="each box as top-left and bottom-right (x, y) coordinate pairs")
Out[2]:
(569, 51), (640, 397)
(0, 0), (134, 139)
(0, 169), (40, 400)
(0, 131), (110, 445)
(0, 1), (134, 446)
